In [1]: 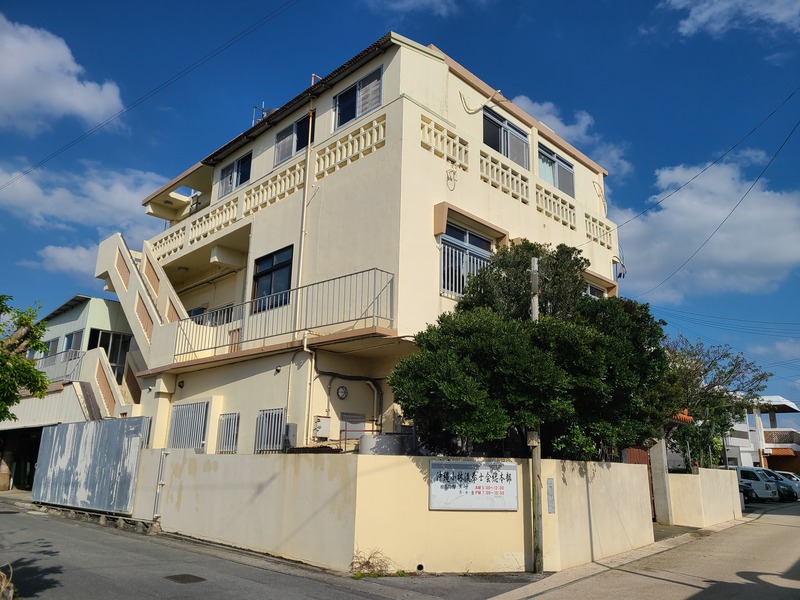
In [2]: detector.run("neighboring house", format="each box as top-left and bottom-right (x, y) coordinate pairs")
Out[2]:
(94, 32), (621, 456)
(666, 395), (800, 472)
(743, 395), (800, 472)
(0, 295), (136, 490)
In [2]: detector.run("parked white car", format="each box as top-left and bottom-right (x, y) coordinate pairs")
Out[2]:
(771, 470), (800, 499)
(736, 467), (778, 501)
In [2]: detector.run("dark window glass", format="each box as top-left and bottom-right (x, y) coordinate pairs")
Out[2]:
(336, 86), (357, 128)
(483, 114), (502, 153)
(253, 246), (293, 312)
(236, 153), (251, 186)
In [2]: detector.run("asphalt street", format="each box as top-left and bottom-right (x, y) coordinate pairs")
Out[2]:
(1, 494), (798, 599)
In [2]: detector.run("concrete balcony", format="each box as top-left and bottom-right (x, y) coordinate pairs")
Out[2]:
(174, 268), (395, 362)
(36, 349), (84, 383)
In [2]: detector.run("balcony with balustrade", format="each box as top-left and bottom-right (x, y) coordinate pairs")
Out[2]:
(174, 268), (395, 362)
(36, 349), (85, 383)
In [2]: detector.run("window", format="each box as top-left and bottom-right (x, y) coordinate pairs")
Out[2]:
(740, 470), (758, 482)
(538, 145), (575, 197)
(87, 329), (132, 384)
(63, 330), (83, 356)
(217, 413), (240, 454)
(335, 68), (382, 129)
(252, 246), (293, 312)
(168, 401), (208, 449)
(275, 112), (315, 165)
(440, 222), (492, 297)
(219, 152), (252, 197)
(41, 338), (59, 367)
(585, 283), (606, 299)
(483, 107), (529, 169)
(254, 408), (286, 453)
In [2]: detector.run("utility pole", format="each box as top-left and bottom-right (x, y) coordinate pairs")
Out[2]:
(529, 257), (543, 574)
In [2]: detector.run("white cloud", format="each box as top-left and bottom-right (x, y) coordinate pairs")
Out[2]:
(662, 0), (800, 37)
(512, 96), (633, 178)
(0, 13), (124, 135)
(1, 161), (166, 280)
(613, 156), (800, 303)
(363, 0), (490, 17)
(18, 244), (99, 278)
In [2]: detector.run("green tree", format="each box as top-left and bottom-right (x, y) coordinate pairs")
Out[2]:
(0, 296), (49, 421)
(389, 241), (673, 459)
(662, 335), (771, 469)
(457, 240), (589, 321)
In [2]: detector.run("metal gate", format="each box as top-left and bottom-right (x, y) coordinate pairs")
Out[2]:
(31, 417), (150, 515)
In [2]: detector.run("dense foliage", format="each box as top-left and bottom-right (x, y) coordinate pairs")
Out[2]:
(663, 335), (770, 469)
(0, 295), (49, 421)
(388, 241), (674, 459)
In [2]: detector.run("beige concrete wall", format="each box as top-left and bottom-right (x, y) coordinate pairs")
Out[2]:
(541, 460), (654, 572)
(353, 456), (528, 573)
(138, 452), (656, 574)
(156, 450), (359, 570)
(668, 469), (742, 528)
(131, 447), (163, 521)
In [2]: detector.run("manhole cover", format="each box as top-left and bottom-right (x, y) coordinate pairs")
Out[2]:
(165, 574), (206, 584)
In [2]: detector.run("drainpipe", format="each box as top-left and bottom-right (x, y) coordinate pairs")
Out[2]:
(294, 76), (321, 338)
(303, 331), (316, 445)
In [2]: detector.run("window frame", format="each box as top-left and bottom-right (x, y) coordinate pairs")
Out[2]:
(335, 67), (382, 130)
(538, 144), (575, 197)
(274, 112), (315, 166)
(483, 107), (530, 170)
(252, 245), (294, 313)
(440, 221), (493, 297)
(219, 152), (252, 197)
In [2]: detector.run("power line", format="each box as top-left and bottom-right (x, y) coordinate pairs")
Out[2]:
(0, 0), (305, 194)
(579, 81), (800, 250)
(633, 116), (800, 299)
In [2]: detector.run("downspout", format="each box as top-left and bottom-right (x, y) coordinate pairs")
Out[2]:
(293, 75), (321, 338)
(303, 331), (316, 445)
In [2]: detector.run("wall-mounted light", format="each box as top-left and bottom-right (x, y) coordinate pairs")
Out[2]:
(177, 380), (185, 389)
(336, 385), (348, 400)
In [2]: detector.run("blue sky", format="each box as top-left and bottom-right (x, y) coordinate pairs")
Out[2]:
(1, 0), (799, 424)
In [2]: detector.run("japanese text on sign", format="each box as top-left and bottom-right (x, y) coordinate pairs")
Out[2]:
(429, 461), (518, 511)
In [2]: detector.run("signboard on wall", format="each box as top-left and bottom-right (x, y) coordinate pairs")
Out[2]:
(429, 461), (518, 511)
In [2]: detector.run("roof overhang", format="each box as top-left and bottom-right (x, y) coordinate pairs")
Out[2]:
(755, 395), (800, 414)
(200, 32), (414, 167)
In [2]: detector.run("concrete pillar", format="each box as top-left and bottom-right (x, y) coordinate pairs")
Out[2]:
(649, 438), (674, 525)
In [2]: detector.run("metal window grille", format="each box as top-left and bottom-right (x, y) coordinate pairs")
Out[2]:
(254, 408), (286, 453)
(167, 401), (208, 450)
(140, 416), (152, 449)
(217, 413), (240, 454)
(440, 241), (491, 297)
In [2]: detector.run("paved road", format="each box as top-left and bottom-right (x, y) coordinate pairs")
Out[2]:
(492, 501), (800, 599)
(1, 496), (798, 599)
(0, 500), (538, 599)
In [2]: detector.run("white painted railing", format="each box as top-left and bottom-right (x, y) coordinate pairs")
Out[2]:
(316, 115), (386, 178)
(535, 183), (577, 230)
(585, 213), (614, 248)
(420, 115), (469, 171)
(36, 350), (84, 382)
(174, 268), (395, 361)
(479, 151), (530, 203)
(440, 242), (490, 298)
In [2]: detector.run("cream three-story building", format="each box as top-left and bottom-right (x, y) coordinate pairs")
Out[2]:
(95, 32), (619, 455)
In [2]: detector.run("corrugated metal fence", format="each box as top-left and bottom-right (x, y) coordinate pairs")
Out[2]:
(31, 417), (150, 515)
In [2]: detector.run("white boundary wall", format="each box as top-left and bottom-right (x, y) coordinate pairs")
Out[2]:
(668, 468), (742, 528)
